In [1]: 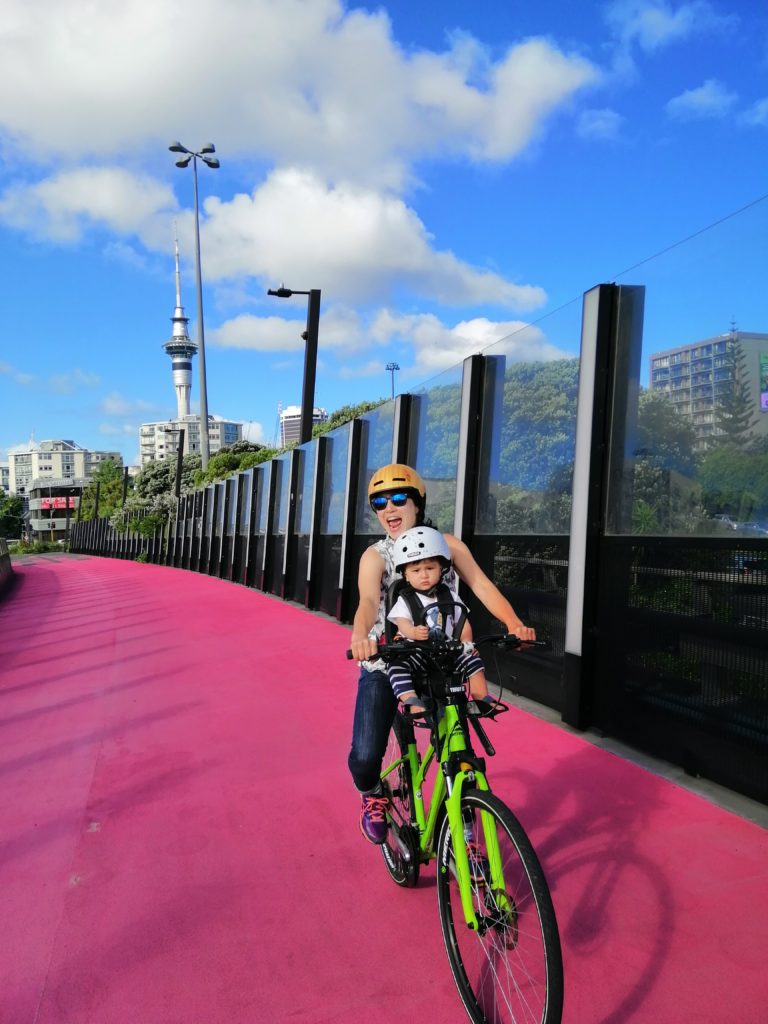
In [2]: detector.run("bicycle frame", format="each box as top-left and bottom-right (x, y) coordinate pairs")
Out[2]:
(384, 697), (506, 932)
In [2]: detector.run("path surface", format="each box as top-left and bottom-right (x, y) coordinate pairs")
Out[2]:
(1, 555), (767, 1024)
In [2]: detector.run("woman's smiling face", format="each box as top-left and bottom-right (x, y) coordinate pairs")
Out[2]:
(373, 492), (418, 538)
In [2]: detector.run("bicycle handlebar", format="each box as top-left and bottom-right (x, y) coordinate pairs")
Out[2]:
(345, 634), (547, 660)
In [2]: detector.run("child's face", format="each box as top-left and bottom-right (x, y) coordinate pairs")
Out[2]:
(403, 558), (443, 591)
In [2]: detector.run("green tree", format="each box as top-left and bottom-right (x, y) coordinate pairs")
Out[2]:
(499, 359), (580, 492)
(78, 459), (127, 520)
(0, 493), (25, 538)
(700, 448), (768, 522)
(629, 390), (702, 534)
(713, 335), (757, 448)
(634, 389), (699, 477)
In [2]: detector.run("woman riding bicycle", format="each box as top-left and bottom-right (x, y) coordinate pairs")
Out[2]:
(348, 462), (536, 844)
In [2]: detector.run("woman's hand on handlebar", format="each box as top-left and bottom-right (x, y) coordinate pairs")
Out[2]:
(349, 634), (380, 661)
(507, 621), (536, 643)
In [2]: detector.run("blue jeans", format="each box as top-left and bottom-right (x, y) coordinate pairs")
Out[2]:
(348, 667), (398, 793)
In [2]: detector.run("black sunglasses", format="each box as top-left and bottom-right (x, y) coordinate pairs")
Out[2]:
(370, 491), (410, 511)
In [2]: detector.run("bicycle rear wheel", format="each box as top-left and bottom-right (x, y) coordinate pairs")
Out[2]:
(380, 712), (419, 887)
(436, 789), (563, 1024)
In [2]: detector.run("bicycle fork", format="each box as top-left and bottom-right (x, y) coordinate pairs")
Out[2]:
(442, 757), (508, 933)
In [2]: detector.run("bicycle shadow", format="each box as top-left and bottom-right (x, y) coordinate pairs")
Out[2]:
(492, 739), (676, 1024)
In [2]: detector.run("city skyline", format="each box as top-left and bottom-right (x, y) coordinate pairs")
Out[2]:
(0, 0), (766, 466)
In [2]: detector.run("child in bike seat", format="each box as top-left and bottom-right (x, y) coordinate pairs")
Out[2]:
(386, 526), (490, 713)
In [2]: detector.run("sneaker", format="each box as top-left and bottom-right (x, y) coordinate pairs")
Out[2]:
(360, 791), (389, 844)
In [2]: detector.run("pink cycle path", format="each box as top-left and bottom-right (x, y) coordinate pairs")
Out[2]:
(1, 555), (766, 1024)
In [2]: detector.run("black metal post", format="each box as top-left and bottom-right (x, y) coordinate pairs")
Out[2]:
(122, 466), (129, 507)
(300, 289), (321, 445)
(175, 429), (185, 498)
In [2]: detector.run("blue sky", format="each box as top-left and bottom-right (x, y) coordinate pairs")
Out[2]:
(0, 0), (766, 465)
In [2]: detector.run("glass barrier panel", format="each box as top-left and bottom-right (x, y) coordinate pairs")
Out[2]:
(227, 476), (238, 535)
(354, 402), (395, 534)
(215, 482), (226, 536)
(473, 306), (583, 536)
(239, 470), (253, 535)
(256, 465), (269, 534)
(297, 442), (316, 536)
(408, 366), (463, 533)
(608, 198), (768, 538)
(320, 424), (351, 535)
(272, 455), (290, 536)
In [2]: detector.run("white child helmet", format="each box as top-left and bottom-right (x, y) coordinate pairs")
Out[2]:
(393, 527), (451, 573)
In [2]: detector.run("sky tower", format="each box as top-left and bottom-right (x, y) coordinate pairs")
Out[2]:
(163, 236), (197, 419)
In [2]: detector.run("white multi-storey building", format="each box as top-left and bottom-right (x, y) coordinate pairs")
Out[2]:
(7, 440), (122, 541)
(139, 416), (242, 466)
(0, 463), (9, 496)
(649, 330), (768, 450)
(279, 405), (328, 446)
(8, 440), (122, 496)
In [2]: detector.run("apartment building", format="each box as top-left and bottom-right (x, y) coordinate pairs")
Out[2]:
(649, 330), (768, 450)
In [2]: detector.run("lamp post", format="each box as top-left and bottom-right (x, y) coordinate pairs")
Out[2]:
(267, 286), (321, 445)
(168, 141), (220, 471)
(386, 361), (400, 399)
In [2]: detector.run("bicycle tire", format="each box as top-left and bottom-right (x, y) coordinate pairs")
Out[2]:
(436, 789), (563, 1024)
(380, 712), (420, 887)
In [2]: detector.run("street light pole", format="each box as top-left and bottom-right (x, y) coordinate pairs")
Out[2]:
(267, 286), (321, 445)
(386, 361), (400, 399)
(169, 141), (220, 471)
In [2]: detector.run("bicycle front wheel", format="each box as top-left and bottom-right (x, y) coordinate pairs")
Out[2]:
(436, 789), (563, 1024)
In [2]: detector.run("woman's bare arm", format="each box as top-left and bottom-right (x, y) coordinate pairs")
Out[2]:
(446, 534), (536, 641)
(350, 545), (386, 660)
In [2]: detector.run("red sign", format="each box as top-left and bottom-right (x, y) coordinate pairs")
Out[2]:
(41, 497), (76, 510)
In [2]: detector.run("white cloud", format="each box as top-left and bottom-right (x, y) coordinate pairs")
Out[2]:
(0, 361), (37, 386)
(742, 97), (768, 127)
(666, 79), (737, 120)
(98, 423), (137, 436)
(576, 108), (625, 141)
(0, 0), (596, 188)
(241, 421), (267, 445)
(0, 164), (547, 312)
(0, 167), (176, 243)
(210, 315), (307, 353)
(210, 304), (367, 353)
(371, 311), (567, 375)
(203, 168), (547, 309)
(606, 1), (734, 52)
(212, 304), (569, 377)
(49, 369), (101, 394)
(100, 392), (159, 416)
(337, 360), (387, 380)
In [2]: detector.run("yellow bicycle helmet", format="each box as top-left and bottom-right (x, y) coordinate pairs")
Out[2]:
(367, 463), (426, 503)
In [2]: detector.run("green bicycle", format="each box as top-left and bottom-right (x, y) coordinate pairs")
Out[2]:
(375, 629), (564, 1024)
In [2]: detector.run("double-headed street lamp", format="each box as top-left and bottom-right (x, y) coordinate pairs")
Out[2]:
(267, 286), (321, 445)
(168, 141), (220, 471)
(386, 361), (400, 399)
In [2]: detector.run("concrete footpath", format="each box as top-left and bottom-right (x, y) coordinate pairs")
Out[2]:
(1, 555), (767, 1024)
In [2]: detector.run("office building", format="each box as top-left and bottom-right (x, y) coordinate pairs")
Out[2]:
(279, 405), (328, 447)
